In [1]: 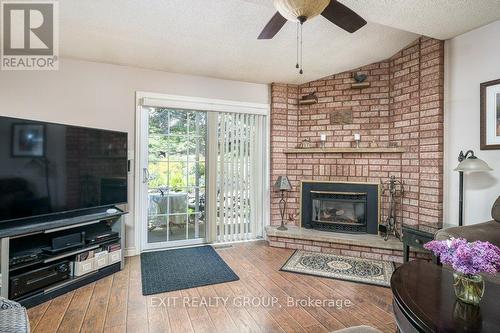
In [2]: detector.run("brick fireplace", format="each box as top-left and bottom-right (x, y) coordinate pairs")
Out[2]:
(267, 37), (444, 261)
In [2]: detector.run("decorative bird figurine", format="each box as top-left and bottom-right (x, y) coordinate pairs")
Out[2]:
(353, 72), (367, 83)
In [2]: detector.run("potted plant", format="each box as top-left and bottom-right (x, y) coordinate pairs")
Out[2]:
(424, 238), (500, 306)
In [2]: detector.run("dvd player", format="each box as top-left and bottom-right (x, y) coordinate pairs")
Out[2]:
(86, 231), (119, 245)
(10, 250), (42, 267)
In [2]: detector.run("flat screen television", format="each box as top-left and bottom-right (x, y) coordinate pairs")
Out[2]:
(0, 116), (128, 224)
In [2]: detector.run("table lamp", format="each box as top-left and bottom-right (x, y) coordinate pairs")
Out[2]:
(274, 176), (292, 231)
(454, 150), (493, 226)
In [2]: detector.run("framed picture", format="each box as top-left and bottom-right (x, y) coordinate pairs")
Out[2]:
(11, 123), (46, 157)
(480, 79), (500, 150)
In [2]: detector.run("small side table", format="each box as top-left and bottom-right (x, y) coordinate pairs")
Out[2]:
(391, 261), (500, 332)
(402, 226), (434, 262)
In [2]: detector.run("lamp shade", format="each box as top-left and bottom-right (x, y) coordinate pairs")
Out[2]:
(274, 176), (292, 191)
(273, 0), (330, 22)
(454, 157), (493, 172)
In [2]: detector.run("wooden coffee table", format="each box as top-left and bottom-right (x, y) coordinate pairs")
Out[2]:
(391, 260), (500, 333)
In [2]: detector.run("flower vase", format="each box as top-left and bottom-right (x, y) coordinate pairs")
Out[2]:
(453, 272), (484, 306)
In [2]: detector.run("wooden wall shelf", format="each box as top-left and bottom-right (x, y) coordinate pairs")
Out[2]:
(284, 147), (406, 154)
(298, 99), (317, 105)
(351, 82), (370, 89)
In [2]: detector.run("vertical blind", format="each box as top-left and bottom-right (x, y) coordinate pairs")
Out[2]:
(216, 112), (265, 242)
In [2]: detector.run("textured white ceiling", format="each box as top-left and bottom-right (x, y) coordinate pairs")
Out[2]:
(340, 0), (500, 40)
(59, 0), (500, 84)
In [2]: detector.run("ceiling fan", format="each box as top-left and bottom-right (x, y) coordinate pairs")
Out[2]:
(258, 0), (367, 74)
(258, 0), (366, 39)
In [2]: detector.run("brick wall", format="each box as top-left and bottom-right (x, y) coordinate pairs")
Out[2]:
(270, 83), (299, 224)
(270, 37), (444, 233)
(389, 37), (445, 232)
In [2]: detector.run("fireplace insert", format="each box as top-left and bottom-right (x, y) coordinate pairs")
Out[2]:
(311, 191), (367, 232)
(301, 181), (379, 234)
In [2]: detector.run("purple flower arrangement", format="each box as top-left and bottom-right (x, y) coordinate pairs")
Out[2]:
(424, 238), (500, 276)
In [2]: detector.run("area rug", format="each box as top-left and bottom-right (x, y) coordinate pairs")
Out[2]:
(281, 250), (394, 287)
(140, 245), (239, 295)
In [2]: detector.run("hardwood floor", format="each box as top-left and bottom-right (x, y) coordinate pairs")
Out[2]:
(27, 241), (396, 333)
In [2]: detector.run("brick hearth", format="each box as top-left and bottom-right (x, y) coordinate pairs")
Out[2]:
(266, 226), (429, 263)
(269, 37), (444, 258)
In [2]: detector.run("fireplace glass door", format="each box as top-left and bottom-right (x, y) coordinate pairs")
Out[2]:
(311, 191), (367, 232)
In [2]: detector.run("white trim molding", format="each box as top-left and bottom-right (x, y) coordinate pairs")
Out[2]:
(124, 247), (138, 257)
(134, 94), (143, 254)
(137, 91), (270, 116)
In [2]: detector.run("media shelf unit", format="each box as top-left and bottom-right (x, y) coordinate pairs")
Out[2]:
(0, 207), (126, 308)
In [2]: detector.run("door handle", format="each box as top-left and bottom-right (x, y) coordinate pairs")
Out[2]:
(143, 168), (150, 184)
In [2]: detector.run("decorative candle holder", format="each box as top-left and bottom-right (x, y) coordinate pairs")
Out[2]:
(354, 133), (361, 148)
(319, 133), (326, 148)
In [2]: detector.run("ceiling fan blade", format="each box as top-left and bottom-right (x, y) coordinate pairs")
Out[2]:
(321, 1), (367, 33)
(258, 12), (287, 39)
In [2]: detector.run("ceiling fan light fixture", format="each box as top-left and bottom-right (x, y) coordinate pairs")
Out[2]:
(273, 0), (330, 22)
(259, 0), (366, 74)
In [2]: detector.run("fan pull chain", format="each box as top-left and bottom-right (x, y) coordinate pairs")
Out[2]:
(295, 22), (299, 69)
(299, 22), (303, 74)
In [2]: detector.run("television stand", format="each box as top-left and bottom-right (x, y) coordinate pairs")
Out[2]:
(0, 207), (126, 308)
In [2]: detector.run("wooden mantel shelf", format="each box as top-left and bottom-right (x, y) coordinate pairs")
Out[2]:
(284, 147), (406, 154)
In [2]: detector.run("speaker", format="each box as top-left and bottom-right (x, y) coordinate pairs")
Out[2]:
(51, 232), (85, 251)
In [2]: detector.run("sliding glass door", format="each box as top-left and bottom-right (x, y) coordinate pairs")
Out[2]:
(144, 108), (207, 248)
(138, 95), (269, 251)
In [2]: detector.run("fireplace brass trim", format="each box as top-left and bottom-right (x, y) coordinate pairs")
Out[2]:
(310, 190), (367, 196)
(312, 220), (363, 226)
(299, 180), (381, 233)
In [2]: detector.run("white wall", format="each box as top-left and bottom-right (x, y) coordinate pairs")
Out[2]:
(444, 20), (500, 226)
(0, 58), (270, 254)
